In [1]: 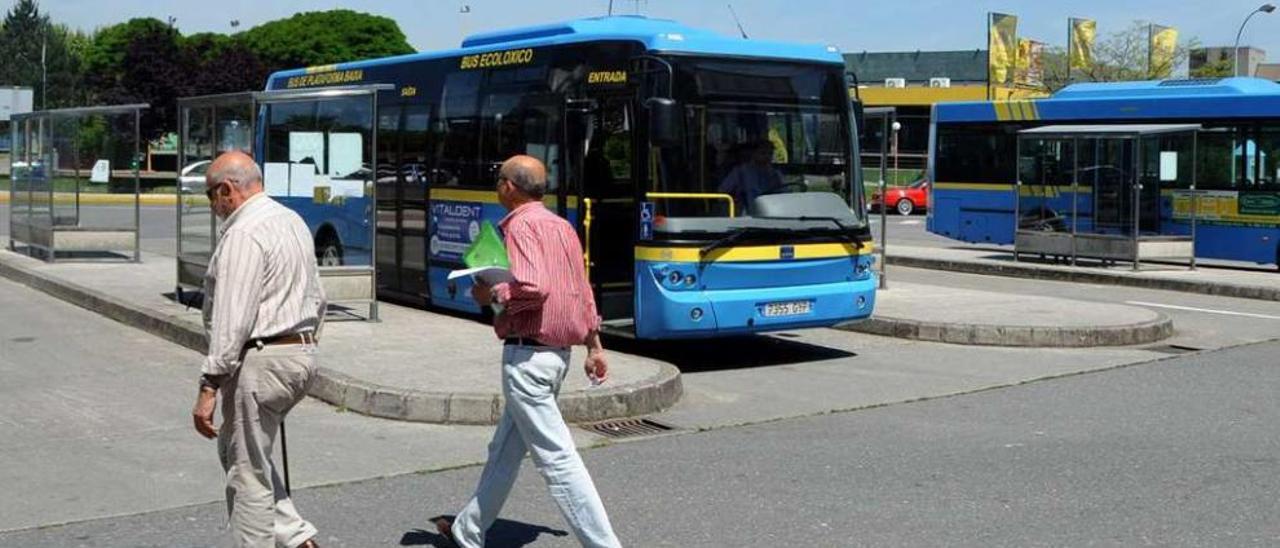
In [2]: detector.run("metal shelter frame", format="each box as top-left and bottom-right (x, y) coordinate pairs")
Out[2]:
(1013, 124), (1199, 271)
(863, 106), (896, 289)
(8, 103), (149, 262)
(176, 85), (391, 321)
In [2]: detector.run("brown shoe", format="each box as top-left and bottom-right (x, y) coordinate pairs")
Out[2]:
(298, 539), (319, 548)
(434, 517), (457, 546)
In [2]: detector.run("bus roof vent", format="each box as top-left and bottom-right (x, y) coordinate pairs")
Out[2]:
(1158, 78), (1224, 87)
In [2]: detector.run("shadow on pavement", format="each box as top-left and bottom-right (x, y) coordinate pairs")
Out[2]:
(402, 515), (569, 547)
(606, 334), (855, 373)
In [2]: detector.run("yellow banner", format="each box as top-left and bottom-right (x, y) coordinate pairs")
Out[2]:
(1149, 24), (1178, 79)
(988, 13), (1018, 86)
(1069, 18), (1096, 70)
(1015, 39), (1045, 87)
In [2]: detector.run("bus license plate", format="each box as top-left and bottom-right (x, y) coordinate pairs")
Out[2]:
(763, 300), (811, 317)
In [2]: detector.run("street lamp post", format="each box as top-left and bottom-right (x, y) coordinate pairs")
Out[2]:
(1234, 3), (1275, 76)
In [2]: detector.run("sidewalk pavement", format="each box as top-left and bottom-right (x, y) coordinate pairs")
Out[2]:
(844, 281), (1173, 347)
(0, 249), (682, 425)
(886, 244), (1280, 302)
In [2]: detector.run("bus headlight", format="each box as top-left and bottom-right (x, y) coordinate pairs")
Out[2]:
(668, 270), (683, 285)
(857, 295), (867, 309)
(684, 274), (697, 287)
(690, 307), (704, 321)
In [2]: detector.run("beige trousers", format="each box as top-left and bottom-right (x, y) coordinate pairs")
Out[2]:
(217, 343), (319, 548)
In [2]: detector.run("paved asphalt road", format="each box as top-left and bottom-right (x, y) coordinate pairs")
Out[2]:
(6, 338), (1278, 547)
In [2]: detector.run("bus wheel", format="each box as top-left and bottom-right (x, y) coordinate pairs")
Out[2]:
(896, 198), (915, 216)
(317, 236), (344, 267)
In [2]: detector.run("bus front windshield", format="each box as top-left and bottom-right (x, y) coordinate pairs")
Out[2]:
(650, 57), (864, 226)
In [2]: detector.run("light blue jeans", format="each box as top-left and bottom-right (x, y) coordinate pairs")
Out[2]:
(451, 345), (621, 548)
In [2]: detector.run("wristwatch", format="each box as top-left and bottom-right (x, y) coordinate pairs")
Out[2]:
(198, 374), (222, 391)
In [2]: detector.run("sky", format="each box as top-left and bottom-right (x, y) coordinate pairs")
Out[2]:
(25, 0), (1280, 61)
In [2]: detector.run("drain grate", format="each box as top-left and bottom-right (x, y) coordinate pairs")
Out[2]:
(582, 418), (677, 439)
(1145, 344), (1203, 355)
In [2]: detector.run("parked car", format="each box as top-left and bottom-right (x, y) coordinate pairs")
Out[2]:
(178, 160), (211, 193)
(870, 177), (930, 215)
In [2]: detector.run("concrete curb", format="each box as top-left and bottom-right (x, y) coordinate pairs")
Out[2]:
(886, 254), (1280, 302)
(841, 313), (1174, 347)
(0, 191), (178, 206)
(0, 255), (683, 425)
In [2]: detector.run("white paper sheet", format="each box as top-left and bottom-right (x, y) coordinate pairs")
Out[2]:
(290, 163), (317, 198)
(328, 132), (363, 178)
(328, 178), (366, 198)
(447, 266), (516, 285)
(288, 132), (326, 175)
(263, 162), (291, 196)
(89, 160), (110, 184)
(1159, 151), (1178, 182)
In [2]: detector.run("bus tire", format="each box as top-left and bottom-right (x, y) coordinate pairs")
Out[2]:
(316, 231), (344, 267)
(896, 198), (915, 216)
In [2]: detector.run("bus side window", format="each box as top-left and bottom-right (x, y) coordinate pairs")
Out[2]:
(440, 71), (483, 187)
(1196, 130), (1238, 191)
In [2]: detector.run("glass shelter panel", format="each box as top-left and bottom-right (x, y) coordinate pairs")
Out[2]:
(262, 95), (375, 268)
(9, 106), (143, 262)
(1017, 137), (1074, 233)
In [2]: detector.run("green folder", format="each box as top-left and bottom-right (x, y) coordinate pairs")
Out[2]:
(463, 221), (510, 270)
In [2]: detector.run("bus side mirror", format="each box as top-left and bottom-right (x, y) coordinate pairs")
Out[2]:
(646, 97), (680, 148)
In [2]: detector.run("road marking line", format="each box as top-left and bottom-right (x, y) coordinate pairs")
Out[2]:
(900, 220), (922, 225)
(1124, 301), (1280, 320)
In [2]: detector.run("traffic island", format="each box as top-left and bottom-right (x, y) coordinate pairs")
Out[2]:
(0, 249), (682, 425)
(885, 244), (1280, 302)
(841, 281), (1174, 347)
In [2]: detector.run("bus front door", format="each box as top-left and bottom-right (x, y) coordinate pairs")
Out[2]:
(577, 96), (636, 324)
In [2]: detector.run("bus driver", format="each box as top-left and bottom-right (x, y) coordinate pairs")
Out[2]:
(718, 140), (784, 215)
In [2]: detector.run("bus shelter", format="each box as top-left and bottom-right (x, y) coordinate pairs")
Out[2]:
(1015, 124), (1199, 270)
(8, 104), (148, 262)
(176, 86), (389, 320)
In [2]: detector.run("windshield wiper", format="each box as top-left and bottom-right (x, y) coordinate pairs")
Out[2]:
(760, 215), (866, 249)
(698, 227), (758, 260)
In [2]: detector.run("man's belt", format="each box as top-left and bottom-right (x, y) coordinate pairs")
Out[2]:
(504, 337), (562, 349)
(244, 332), (315, 351)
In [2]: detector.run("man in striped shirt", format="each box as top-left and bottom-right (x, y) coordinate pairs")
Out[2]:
(437, 155), (621, 547)
(191, 151), (326, 548)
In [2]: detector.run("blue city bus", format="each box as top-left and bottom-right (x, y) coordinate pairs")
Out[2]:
(261, 15), (877, 338)
(928, 78), (1280, 269)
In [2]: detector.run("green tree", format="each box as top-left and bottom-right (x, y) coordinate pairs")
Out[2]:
(0, 0), (85, 108)
(239, 9), (414, 71)
(1189, 56), (1233, 79)
(84, 18), (192, 139)
(185, 32), (269, 94)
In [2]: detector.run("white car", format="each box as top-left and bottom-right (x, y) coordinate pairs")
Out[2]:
(179, 160), (211, 193)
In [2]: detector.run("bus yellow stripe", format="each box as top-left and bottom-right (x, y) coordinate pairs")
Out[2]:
(934, 182), (1014, 191)
(428, 188), (578, 208)
(636, 242), (873, 263)
(993, 102), (1010, 121)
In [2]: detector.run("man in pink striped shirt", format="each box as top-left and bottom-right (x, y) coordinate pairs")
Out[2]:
(436, 155), (621, 548)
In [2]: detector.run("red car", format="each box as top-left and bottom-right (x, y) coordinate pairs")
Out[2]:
(870, 178), (930, 215)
